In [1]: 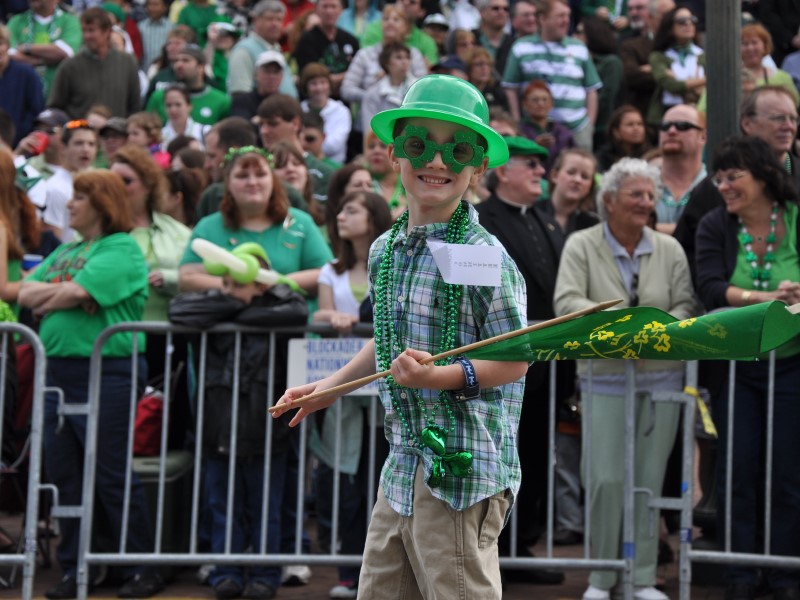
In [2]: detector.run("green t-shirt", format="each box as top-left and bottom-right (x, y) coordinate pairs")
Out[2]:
(361, 22), (438, 65)
(176, 3), (230, 47)
(27, 234), (148, 358)
(181, 209), (333, 275)
(146, 85), (231, 126)
(731, 202), (800, 358)
(8, 8), (82, 99)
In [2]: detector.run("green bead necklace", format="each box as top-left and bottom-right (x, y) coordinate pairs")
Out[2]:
(373, 202), (473, 487)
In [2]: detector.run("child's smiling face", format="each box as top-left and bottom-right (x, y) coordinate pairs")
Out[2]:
(389, 118), (487, 222)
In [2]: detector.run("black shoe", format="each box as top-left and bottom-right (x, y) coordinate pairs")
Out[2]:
(553, 529), (584, 545)
(502, 566), (565, 585)
(45, 575), (78, 600)
(243, 581), (276, 599)
(725, 583), (756, 600)
(214, 578), (244, 600)
(117, 573), (165, 598)
(774, 588), (800, 600)
(657, 538), (675, 565)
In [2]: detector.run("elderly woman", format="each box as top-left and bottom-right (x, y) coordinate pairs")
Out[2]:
(19, 171), (163, 599)
(698, 23), (800, 113)
(554, 158), (694, 600)
(695, 136), (800, 600)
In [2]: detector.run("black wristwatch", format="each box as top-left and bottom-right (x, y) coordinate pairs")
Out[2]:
(451, 356), (480, 402)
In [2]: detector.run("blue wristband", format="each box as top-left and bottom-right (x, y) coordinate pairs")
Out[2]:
(451, 356), (480, 402)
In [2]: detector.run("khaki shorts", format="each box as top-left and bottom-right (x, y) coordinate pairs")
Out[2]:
(357, 465), (510, 600)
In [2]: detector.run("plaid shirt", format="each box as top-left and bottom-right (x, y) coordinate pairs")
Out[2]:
(368, 203), (527, 515)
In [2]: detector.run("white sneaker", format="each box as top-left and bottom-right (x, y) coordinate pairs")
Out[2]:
(634, 586), (669, 600)
(583, 585), (612, 600)
(329, 581), (358, 598)
(282, 564), (312, 585)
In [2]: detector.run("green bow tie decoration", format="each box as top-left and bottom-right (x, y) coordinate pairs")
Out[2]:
(420, 425), (473, 487)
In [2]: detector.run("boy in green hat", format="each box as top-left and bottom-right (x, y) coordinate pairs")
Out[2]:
(273, 74), (529, 598)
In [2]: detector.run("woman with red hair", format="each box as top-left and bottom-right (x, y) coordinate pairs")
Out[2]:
(19, 170), (163, 599)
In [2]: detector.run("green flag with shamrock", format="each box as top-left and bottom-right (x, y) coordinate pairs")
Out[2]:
(465, 302), (800, 362)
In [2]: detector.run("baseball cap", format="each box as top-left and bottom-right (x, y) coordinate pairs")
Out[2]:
(177, 43), (206, 65)
(423, 13), (449, 29)
(100, 117), (129, 137)
(214, 21), (242, 37)
(256, 49), (287, 69)
(35, 109), (70, 128)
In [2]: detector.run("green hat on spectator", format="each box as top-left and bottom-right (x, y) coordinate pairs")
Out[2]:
(504, 136), (549, 159)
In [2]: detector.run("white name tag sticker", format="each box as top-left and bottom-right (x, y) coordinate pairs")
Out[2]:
(426, 239), (502, 287)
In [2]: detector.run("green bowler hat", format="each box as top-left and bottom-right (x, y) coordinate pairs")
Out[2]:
(370, 75), (510, 168)
(504, 135), (549, 158)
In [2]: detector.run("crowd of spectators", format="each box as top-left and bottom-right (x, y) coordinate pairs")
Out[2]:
(1, 0), (800, 599)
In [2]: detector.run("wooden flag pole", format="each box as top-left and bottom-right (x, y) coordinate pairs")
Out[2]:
(269, 298), (622, 414)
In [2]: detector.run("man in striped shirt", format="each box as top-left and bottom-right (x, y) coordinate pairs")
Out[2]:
(138, 0), (173, 71)
(502, 0), (601, 150)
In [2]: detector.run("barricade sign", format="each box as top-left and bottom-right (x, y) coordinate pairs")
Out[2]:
(287, 338), (379, 394)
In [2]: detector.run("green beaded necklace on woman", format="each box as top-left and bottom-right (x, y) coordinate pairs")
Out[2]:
(373, 202), (474, 487)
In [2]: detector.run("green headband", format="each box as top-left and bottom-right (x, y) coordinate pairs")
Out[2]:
(224, 146), (273, 166)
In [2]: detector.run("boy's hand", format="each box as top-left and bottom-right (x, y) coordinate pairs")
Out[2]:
(391, 348), (435, 389)
(272, 378), (339, 427)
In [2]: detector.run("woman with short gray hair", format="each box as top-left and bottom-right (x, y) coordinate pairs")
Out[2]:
(554, 157), (695, 600)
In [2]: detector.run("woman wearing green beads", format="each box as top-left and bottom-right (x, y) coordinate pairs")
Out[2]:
(274, 75), (530, 599)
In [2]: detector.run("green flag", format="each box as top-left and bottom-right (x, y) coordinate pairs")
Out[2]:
(465, 302), (800, 362)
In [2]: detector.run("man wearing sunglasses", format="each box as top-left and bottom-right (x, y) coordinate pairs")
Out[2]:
(654, 103), (706, 235)
(472, 0), (514, 75)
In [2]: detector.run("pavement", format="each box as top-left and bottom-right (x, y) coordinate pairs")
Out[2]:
(0, 522), (733, 600)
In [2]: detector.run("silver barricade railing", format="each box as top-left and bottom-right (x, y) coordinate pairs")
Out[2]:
(0, 323), (47, 600)
(72, 320), (698, 599)
(688, 350), (800, 574)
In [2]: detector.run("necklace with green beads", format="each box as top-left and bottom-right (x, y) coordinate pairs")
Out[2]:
(373, 202), (473, 488)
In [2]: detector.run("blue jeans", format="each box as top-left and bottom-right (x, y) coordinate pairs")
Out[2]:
(715, 357), (800, 588)
(43, 357), (154, 579)
(204, 452), (286, 589)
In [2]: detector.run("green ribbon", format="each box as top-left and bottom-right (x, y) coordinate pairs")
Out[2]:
(465, 302), (800, 362)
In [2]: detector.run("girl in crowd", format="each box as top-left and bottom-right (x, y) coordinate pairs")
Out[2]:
(519, 81), (575, 175)
(325, 163), (375, 255)
(161, 85), (209, 150)
(165, 168), (206, 227)
(311, 191), (392, 598)
(363, 131), (406, 220)
(299, 63), (351, 165)
(539, 148), (600, 235)
(272, 141), (325, 226)
(595, 105), (651, 173)
(126, 112), (171, 169)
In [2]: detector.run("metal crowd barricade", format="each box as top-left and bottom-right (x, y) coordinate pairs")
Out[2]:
(72, 320), (699, 600)
(688, 351), (800, 577)
(0, 323), (47, 600)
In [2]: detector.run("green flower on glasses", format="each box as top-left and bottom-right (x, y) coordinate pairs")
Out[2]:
(393, 125), (485, 174)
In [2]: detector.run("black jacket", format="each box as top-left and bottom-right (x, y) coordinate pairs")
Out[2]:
(168, 286), (308, 457)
